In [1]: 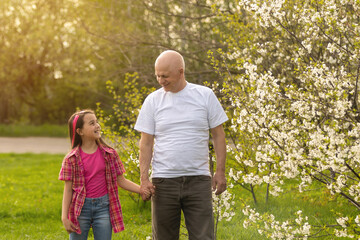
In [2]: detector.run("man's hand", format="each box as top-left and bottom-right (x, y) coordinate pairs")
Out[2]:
(210, 125), (227, 195)
(212, 172), (227, 195)
(138, 132), (155, 201)
(140, 179), (155, 201)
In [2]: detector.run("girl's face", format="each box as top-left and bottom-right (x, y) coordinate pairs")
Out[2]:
(78, 113), (101, 141)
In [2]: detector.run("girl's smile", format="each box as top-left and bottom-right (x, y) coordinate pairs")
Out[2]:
(78, 113), (102, 141)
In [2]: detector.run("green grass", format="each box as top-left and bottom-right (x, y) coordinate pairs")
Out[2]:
(191, 183), (354, 239)
(0, 153), (152, 240)
(0, 153), (356, 239)
(0, 124), (68, 137)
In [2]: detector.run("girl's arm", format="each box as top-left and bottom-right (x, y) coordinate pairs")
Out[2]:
(117, 175), (141, 194)
(61, 181), (78, 233)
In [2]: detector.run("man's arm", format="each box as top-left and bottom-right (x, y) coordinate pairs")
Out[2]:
(139, 132), (155, 200)
(210, 124), (227, 195)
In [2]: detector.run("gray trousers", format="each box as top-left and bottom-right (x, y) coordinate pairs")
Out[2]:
(151, 176), (214, 240)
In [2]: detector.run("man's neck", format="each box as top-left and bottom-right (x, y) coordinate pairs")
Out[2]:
(171, 80), (187, 93)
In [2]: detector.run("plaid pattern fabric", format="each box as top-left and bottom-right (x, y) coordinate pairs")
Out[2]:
(59, 144), (126, 234)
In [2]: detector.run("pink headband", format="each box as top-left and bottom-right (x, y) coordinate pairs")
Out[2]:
(72, 115), (80, 147)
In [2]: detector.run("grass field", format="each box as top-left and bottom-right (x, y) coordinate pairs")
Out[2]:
(0, 124), (68, 137)
(0, 153), (356, 239)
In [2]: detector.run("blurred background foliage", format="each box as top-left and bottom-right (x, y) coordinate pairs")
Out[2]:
(0, 0), (229, 125)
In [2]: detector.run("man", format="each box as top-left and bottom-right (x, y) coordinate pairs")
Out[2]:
(135, 50), (228, 240)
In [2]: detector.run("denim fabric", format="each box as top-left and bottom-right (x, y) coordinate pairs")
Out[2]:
(70, 194), (112, 240)
(152, 176), (214, 240)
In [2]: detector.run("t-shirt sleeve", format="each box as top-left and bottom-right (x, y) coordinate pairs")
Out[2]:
(134, 95), (155, 135)
(207, 90), (228, 129)
(58, 156), (73, 181)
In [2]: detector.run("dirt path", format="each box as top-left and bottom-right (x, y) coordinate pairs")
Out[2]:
(0, 137), (70, 154)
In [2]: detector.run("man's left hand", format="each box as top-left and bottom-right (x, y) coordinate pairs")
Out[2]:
(212, 172), (227, 195)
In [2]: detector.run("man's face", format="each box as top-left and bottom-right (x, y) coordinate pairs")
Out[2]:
(155, 63), (183, 93)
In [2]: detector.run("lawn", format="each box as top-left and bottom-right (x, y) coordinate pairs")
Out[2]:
(0, 153), (355, 239)
(0, 124), (68, 137)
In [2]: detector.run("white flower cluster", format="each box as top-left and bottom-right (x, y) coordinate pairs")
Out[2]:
(355, 215), (360, 227)
(229, 168), (242, 182)
(129, 153), (139, 165)
(334, 214), (359, 238)
(212, 190), (236, 222)
(212, 0), (360, 238)
(242, 206), (311, 239)
(336, 216), (348, 229)
(334, 229), (355, 238)
(227, 8), (357, 192)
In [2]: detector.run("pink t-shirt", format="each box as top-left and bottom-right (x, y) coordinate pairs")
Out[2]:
(80, 146), (108, 198)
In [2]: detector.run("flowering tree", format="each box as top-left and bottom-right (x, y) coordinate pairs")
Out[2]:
(211, 0), (360, 238)
(96, 73), (155, 202)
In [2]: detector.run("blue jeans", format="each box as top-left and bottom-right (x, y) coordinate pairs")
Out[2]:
(70, 194), (112, 240)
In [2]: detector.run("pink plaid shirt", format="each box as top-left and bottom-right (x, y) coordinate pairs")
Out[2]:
(59, 144), (126, 234)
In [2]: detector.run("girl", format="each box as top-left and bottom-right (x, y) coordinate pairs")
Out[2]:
(59, 109), (147, 240)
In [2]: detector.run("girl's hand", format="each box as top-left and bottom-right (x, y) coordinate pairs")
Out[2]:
(142, 189), (152, 201)
(62, 218), (78, 234)
(140, 179), (155, 201)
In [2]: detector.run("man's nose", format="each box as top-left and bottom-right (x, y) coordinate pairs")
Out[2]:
(157, 77), (165, 84)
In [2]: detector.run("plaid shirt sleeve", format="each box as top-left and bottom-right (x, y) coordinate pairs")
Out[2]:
(59, 156), (73, 181)
(113, 151), (126, 176)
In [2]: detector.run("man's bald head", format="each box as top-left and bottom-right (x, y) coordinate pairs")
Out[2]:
(155, 50), (185, 74)
(154, 50), (187, 92)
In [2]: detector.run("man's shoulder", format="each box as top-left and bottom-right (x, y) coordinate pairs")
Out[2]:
(186, 83), (214, 99)
(139, 88), (165, 110)
(146, 87), (164, 99)
(187, 82), (212, 93)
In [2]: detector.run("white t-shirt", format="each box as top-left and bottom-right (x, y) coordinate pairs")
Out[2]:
(134, 82), (228, 178)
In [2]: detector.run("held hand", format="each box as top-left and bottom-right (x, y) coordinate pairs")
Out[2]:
(212, 172), (227, 195)
(62, 218), (78, 234)
(140, 179), (155, 201)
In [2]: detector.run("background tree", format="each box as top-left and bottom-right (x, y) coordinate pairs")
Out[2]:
(0, 0), (107, 123)
(211, 0), (360, 238)
(1, 0), (231, 124)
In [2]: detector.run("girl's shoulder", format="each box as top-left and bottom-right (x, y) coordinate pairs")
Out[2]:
(63, 146), (80, 163)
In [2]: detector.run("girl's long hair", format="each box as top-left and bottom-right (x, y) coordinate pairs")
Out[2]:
(68, 109), (111, 149)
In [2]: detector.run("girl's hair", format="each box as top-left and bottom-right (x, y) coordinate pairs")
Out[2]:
(68, 109), (111, 149)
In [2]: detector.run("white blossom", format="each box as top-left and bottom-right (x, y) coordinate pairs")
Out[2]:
(336, 217), (348, 228)
(213, 0), (360, 238)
